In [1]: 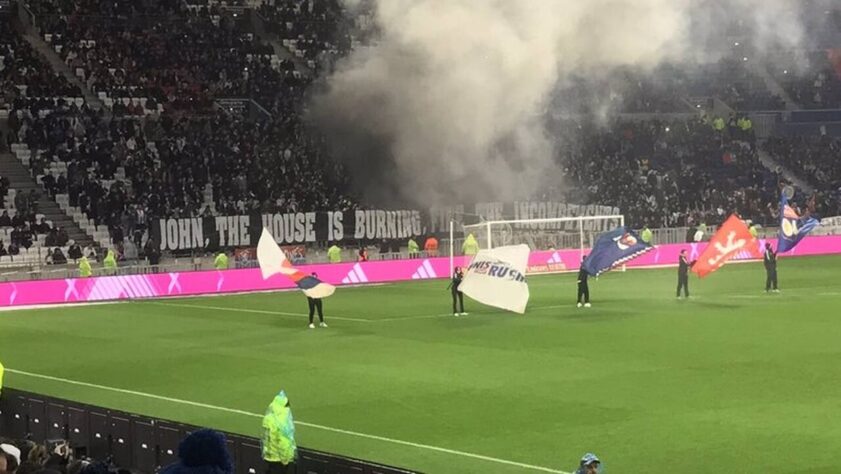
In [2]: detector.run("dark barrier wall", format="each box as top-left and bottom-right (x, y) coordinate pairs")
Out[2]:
(0, 388), (419, 474)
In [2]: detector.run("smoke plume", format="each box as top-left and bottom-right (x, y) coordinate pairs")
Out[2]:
(310, 0), (808, 207)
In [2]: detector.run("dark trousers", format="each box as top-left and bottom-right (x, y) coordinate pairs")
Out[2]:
(307, 297), (324, 323)
(677, 274), (689, 297)
(766, 268), (778, 290)
(266, 461), (295, 474)
(452, 289), (464, 313)
(577, 282), (589, 303)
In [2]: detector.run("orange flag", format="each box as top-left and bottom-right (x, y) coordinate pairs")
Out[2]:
(692, 215), (761, 278)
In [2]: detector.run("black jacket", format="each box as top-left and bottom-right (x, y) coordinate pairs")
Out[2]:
(577, 267), (588, 285)
(764, 249), (777, 269)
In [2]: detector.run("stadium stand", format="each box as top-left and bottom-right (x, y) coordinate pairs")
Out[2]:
(0, 27), (81, 116)
(771, 50), (841, 109)
(552, 115), (781, 229)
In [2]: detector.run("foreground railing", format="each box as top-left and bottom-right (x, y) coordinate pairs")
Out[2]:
(0, 388), (418, 474)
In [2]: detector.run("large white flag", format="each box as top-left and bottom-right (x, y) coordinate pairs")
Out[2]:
(458, 244), (530, 314)
(257, 228), (335, 298)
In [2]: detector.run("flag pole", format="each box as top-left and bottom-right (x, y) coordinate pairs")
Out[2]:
(449, 219), (455, 277)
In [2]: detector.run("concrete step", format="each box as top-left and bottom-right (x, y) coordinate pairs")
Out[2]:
(0, 152), (98, 249)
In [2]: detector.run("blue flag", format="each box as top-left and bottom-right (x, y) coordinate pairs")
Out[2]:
(582, 227), (653, 276)
(777, 192), (819, 253)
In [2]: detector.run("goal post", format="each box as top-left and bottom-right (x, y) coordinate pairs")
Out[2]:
(449, 214), (626, 276)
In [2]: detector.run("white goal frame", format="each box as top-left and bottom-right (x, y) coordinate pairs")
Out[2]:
(449, 214), (625, 276)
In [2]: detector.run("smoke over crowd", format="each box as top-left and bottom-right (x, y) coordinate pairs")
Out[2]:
(310, 0), (814, 207)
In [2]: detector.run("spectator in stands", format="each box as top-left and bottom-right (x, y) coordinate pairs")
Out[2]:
(67, 242), (82, 261)
(144, 238), (161, 268)
(13, 191), (27, 213)
(10, 213), (24, 228)
(7, 241), (19, 256)
(83, 244), (97, 261)
(574, 453), (601, 474)
(0, 443), (20, 474)
(45, 228), (58, 247)
(56, 227), (69, 246)
(33, 218), (50, 235)
(51, 248), (67, 265)
(0, 211), (10, 227)
(0, 240), (6, 257)
(160, 429), (233, 474)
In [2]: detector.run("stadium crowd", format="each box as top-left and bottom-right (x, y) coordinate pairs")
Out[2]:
(553, 114), (786, 229)
(1, 28), (81, 112)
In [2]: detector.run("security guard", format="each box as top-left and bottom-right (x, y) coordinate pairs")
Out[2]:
(79, 256), (92, 277)
(764, 242), (778, 292)
(214, 251), (229, 270)
(327, 244), (342, 263)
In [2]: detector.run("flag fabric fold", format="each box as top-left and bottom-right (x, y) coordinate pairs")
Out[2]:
(582, 227), (653, 276)
(777, 192), (819, 253)
(459, 244), (530, 314)
(692, 214), (760, 278)
(257, 228), (335, 298)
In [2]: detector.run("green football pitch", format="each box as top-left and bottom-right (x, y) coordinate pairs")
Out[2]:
(2, 255), (841, 473)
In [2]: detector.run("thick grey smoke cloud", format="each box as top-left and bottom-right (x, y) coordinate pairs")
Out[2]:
(310, 0), (806, 207)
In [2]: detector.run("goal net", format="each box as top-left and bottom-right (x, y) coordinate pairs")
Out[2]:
(450, 214), (625, 274)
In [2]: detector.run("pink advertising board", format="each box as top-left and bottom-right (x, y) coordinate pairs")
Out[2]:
(0, 236), (838, 307)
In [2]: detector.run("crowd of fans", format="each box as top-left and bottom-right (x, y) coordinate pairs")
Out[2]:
(1, 27), (81, 112)
(764, 133), (841, 216)
(553, 115), (785, 229)
(773, 50), (841, 109)
(25, 0), (298, 112)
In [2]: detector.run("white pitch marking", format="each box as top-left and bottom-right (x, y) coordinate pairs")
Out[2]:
(145, 302), (371, 322)
(6, 369), (570, 474)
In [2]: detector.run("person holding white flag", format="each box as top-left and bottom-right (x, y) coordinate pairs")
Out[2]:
(447, 266), (467, 316)
(458, 244), (530, 314)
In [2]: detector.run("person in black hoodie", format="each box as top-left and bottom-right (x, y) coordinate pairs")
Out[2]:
(677, 249), (695, 298)
(448, 266), (467, 316)
(577, 255), (591, 308)
(0, 211), (10, 227)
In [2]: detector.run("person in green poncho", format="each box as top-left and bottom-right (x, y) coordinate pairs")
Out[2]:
(327, 244), (342, 263)
(641, 225), (653, 244)
(79, 256), (92, 277)
(103, 249), (118, 274)
(0, 360), (4, 397)
(214, 251), (229, 270)
(462, 233), (479, 256)
(262, 390), (297, 473)
(407, 238), (419, 258)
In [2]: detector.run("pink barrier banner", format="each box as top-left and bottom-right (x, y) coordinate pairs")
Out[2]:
(0, 236), (838, 307)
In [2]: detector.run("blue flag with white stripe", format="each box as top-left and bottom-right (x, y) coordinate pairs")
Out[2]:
(582, 227), (653, 276)
(778, 192), (819, 253)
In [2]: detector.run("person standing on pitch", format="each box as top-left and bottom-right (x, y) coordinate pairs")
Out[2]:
(577, 255), (590, 308)
(764, 242), (778, 292)
(448, 266), (467, 316)
(677, 249), (695, 298)
(307, 273), (327, 328)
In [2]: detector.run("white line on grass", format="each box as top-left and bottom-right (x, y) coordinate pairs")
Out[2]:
(6, 368), (570, 474)
(145, 302), (371, 322)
